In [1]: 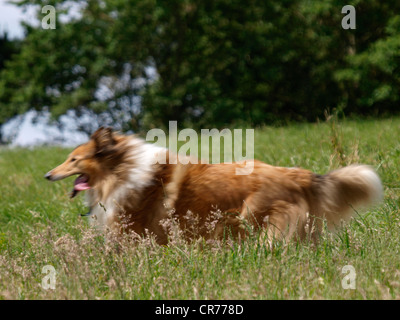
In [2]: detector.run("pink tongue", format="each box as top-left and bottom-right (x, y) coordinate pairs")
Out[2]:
(74, 175), (91, 191)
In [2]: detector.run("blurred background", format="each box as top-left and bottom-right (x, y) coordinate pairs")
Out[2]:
(0, 0), (399, 146)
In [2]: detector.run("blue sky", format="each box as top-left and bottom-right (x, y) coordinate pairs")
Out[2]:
(0, 0), (35, 39)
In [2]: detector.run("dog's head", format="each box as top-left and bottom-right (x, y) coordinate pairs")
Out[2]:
(45, 127), (120, 198)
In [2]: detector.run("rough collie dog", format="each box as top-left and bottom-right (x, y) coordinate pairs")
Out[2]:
(45, 127), (383, 245)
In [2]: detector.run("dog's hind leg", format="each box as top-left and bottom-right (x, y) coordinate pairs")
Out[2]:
(239, 197), (310, 244)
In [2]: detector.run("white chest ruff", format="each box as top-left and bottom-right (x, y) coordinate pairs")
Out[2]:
(85, 194), (116, 230)
(84, 139), (166, 230)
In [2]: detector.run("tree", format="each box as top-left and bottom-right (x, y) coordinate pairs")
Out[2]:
(0, 0), (399, 140)
(0, 31), (21, 143)
(0, 0), (144, 136)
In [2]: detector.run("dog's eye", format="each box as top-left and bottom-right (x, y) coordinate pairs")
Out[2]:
(71, 158), (77, 162)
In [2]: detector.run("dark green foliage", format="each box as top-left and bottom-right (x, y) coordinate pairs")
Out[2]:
(0, 32), (21, 142)
(0, 32), (20, 70)
(0, 0), (399, 135)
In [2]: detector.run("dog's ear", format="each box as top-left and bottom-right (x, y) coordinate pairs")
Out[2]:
(91, 127), (116, 155)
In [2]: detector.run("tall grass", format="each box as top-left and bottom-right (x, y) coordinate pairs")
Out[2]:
(0, 118), (399, 299)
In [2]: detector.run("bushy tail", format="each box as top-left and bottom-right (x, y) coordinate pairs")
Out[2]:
(313, 165), (383, 229)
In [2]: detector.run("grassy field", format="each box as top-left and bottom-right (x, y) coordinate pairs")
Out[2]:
(0, 117), (400, 300)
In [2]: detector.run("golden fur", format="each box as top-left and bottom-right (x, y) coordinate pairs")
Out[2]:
(45, 127), (383, 245)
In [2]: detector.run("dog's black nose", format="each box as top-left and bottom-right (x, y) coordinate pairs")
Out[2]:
(44, 172), (52, 180)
